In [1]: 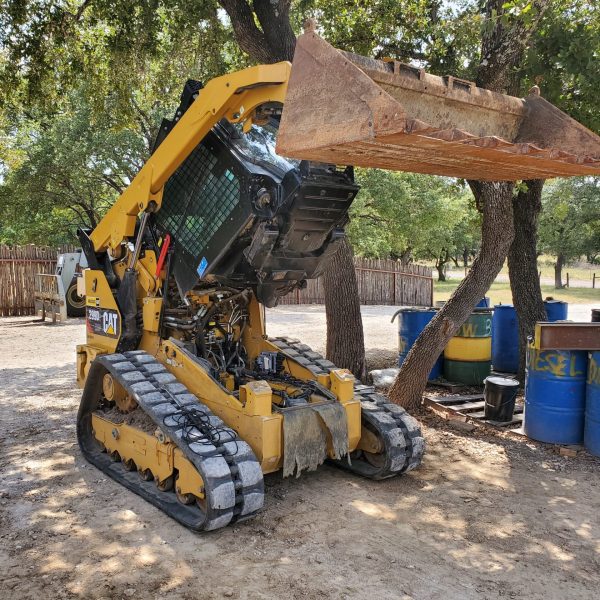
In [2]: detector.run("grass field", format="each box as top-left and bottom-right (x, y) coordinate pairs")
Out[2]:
(434, 280), (600, 304)
(443, 256), (598, 285)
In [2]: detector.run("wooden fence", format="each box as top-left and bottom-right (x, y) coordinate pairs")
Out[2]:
(280, 257), (433, 306)
(0, 246), (433, 317)
(0, 245), (75, 317)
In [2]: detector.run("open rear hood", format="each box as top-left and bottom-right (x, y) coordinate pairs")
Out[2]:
(277, 31), (600, 180)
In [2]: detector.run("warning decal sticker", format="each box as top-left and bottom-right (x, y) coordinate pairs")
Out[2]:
(197, 256), (208, 278)
(86, 307), (121, 339)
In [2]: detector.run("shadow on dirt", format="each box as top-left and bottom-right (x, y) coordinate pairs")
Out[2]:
(1, 341), (599, 599)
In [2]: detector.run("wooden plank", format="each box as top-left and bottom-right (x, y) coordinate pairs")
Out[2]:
(454, 400), (486, 413)
(484, 413), (524, 427)
(424, 392), (525, 432)
(429, 394), (484, 405)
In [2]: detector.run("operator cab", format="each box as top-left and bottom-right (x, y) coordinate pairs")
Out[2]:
(151, 81), (359, 307)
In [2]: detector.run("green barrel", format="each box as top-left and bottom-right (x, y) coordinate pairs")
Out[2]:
(455, 310), (493, 338)
(444, 359), (491, 385)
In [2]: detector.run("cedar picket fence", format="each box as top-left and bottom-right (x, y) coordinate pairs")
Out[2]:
(280, 257), (433, 306)
(0, 245), (76, 317)
(0, 247), (433, 317)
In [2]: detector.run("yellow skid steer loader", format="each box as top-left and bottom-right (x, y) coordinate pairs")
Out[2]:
(75, 31), (600, 531)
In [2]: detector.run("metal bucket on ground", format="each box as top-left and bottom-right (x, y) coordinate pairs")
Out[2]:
(524, 346), (588, 444)
(443, 309), (492, 385)
(491, 304), (519, 373)
(584, 351), (600, 457)
(393, 308), (444, 380)
(484, 376), (519, 421)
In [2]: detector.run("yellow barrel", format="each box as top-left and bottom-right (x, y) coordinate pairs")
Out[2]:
(444, 336), (491, 361)
(443, 310), (493, 384)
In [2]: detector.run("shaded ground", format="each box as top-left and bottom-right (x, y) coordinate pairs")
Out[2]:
(1, 314), (599, 600)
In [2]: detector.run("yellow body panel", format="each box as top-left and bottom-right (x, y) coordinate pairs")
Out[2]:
(83, 269), (120, 353)
(92, 414), (173, 483)
(76, 344), (104, 388)
(142, 297), (162, 333)
(92, 414), (205, 497)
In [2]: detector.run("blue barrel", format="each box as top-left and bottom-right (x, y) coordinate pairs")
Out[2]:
(396, 308), (443, 380)
(584, 351), (600, 456)
(476, 297), (491, 308)
(492, 304), (519, 373)
(544, 300), (568, 321)
(524, 347), (588, 444)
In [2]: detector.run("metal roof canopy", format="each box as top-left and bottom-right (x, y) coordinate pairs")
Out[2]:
(277, 31), (600, 181)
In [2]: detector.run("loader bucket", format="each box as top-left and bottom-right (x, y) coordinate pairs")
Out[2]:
(277, 32), (600, 181)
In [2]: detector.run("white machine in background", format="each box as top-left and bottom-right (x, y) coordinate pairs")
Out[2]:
(34, 250), (87, 322)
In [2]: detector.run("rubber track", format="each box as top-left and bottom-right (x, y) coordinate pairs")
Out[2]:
(77, 351), (264, 531)
(270, 337), (425, 479)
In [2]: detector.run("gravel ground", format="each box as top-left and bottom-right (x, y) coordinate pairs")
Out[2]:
(1, 311), (599, 600)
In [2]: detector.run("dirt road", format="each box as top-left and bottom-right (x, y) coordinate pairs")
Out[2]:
(1, 315), (599, 600)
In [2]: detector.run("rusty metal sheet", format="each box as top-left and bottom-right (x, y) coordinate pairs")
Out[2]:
(533, 323), (600, 351)
(277, 32), (600, 181)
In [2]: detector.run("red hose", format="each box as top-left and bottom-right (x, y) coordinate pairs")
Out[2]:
(155, 234), (171, 277)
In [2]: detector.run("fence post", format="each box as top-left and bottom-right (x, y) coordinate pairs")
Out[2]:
(593, 273), (596, 289)
(392, 271), (396, 305)
(566, 272), (570, 288)
(430, 277), (434, 307)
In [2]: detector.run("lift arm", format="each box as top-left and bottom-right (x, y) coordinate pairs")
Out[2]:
(90, 62), (291, 253)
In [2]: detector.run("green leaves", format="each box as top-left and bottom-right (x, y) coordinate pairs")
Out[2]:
(538, 177), (600, 263)
(347, 169), (480, 265)
(524, 0), (600, 131)
(0, 87), (148, 244)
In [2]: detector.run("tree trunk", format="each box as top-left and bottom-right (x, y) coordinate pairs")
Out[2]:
(323, 238), (367, 381)
(463, 248), (469, 268)
(399, 248), (412, 266)
(389, 0), (550, 410)
(436, 261), (446, 282)
(508, 179), (547, 383)
(554, 254), (565, 288)
(389, 181), (515, 410)
(218, 0), (296, 62)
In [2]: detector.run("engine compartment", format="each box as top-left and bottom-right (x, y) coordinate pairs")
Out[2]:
(160, 283), (336, 410)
